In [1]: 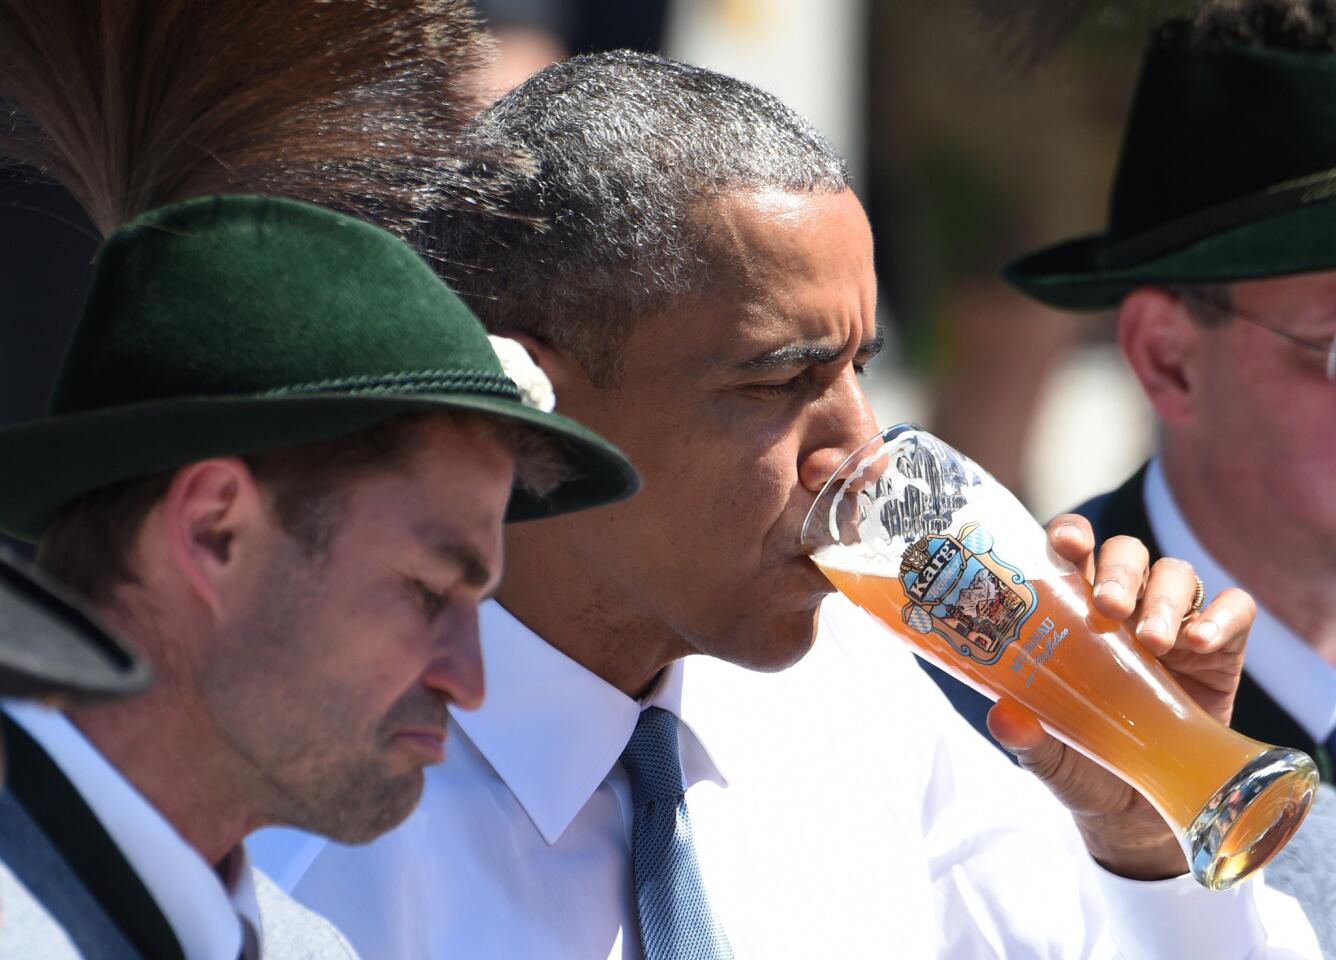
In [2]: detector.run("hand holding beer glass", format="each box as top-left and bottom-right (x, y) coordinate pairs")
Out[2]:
(802, 425), (1317, 890)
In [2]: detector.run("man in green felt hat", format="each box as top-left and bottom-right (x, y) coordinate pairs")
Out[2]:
(0, 1), (636, 957)
(997, 0), (1336, 950)
(1001, 1), (1336, 794)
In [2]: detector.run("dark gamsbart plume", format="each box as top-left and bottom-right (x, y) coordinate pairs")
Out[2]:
(0, 0), (503, 237)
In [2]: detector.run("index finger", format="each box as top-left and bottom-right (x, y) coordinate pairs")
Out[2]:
(1047, 514), (1096, 582)
(1090, 535), (1151, 622)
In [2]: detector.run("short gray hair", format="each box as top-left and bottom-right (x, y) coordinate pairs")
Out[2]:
(418, 50), (852, 384)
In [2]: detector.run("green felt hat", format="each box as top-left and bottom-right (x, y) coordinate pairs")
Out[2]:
(0, 194), (639, 541)
(1006, 21), (1336, 311)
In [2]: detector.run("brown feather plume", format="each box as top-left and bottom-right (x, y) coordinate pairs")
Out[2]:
(0, 0), (501, 237)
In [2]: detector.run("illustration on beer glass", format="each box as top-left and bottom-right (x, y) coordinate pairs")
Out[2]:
(802, 424), (1317, 890)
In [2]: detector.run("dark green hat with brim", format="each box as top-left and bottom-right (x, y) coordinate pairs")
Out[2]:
(0, 550), (150, 702)
(0, 194), (639, 541)
(1006, 20), (1336, 311)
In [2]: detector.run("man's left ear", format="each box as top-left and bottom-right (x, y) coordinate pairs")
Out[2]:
(505, 333), (582, 392)
(1117, 287), (1199, 426)
(159, 458), (266, 620)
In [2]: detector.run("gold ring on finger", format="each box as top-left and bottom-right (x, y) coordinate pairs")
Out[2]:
(1182, 575), (1205, 623)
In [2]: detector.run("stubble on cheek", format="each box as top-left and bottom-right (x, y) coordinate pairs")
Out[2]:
(208, 537), (460, 840)
(243, 680), (429, 842)
(282, 683), (450, 841)
(198, 584), (424, 839)
(299, 757), (426, 844)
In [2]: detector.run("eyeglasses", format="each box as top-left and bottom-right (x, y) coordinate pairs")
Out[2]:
(1178, 290), (1336, 382)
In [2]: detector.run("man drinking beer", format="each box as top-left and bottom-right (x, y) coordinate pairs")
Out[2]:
(251, 50), (1319, 957)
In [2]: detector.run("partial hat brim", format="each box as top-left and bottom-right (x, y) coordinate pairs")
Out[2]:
(0, 552), (150, 701)
(0, 391), (640, 541)
(1005, 197), (1336, 311)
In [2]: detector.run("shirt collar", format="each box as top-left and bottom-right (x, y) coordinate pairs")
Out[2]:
(455, 601), (726, 845)
(1144, 458), (1336, 742)
(3, 701), (260, 960)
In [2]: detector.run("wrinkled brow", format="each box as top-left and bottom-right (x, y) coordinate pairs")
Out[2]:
(418, 528), (495, 590)
(744, 328), (884, 369)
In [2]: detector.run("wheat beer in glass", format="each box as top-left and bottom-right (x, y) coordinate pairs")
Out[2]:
(801, 424), (1317, 890)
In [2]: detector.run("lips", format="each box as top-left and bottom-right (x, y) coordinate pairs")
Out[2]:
(391, 726), (448, 764)
(791, 554), (836, 594)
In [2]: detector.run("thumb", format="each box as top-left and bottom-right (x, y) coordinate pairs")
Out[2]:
(987, 698), (1065, 782)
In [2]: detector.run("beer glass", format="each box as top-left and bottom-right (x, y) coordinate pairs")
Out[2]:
(802, 424), (1317, 890)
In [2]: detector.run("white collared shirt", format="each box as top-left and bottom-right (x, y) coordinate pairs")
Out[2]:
(249, 598), (1319, 959)
(5, 701), (262, 960)
(1144, 459), (1336, 744)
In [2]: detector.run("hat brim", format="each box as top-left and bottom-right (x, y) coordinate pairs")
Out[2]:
(1005, 198), (1336, 311)
(0, 552), (151, 701)
(0, 392), (640, 541)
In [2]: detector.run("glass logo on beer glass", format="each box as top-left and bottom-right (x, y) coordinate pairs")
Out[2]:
(899, 524), (1037, 668)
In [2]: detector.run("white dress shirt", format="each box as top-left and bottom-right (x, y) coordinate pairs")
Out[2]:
(1144, 458), (1336, 744)
(5, 700), (262, 960)
(249, 598), (1319, 959)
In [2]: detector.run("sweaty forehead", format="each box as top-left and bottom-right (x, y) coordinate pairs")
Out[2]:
(704, 190), (875, 351)
(701, 188), (872, 290)
(620, 188), (877, 379)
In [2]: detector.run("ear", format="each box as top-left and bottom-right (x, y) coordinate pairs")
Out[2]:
(504, 332), (587, 393)
(157, 458), (267, 620)
(1117, 287), (1202, 426)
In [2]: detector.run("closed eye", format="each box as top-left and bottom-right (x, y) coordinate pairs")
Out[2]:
(743, 360), (870, 399)
(410, 580), (447, 619)
(743, 373), (810, 398)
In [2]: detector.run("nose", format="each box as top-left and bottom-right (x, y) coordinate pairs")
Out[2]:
(799, 370), (880, 495)
(420, 604), (486, 712)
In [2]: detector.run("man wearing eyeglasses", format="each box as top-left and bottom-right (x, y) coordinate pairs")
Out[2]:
(1001, 5), (1336, 783)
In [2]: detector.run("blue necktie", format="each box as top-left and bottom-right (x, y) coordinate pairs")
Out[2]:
(620, 707), (734, 960)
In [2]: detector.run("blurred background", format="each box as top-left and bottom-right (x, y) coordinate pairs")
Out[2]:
(0, 0), (1176, 526)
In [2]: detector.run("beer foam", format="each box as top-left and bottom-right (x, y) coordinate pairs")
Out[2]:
(812, 539), (901, 577)
(813, 430), (1066, 580)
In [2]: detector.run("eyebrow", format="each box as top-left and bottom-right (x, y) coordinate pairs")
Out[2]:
(420, 530), (496, 590)
(743, 328), (885, 370)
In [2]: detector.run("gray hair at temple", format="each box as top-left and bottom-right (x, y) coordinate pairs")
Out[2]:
(417, 50), (851, 386)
